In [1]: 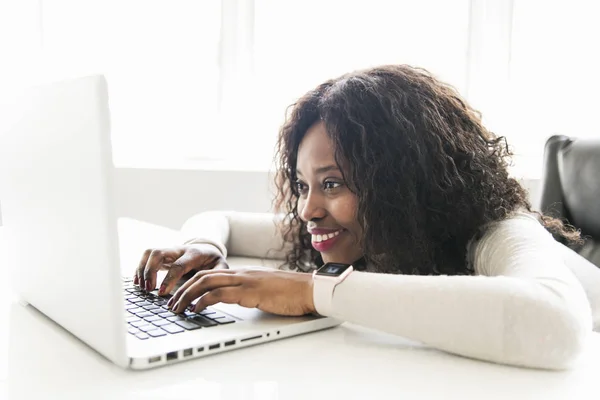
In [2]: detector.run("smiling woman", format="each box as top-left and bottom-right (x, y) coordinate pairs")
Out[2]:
(138, 64), (600, 371)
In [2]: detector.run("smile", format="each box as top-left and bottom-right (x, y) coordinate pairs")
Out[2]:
(311, 229), (343, 252)
(311, 229), (342, 243)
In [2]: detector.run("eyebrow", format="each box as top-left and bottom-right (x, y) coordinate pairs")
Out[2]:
(296, 165), (339, 177)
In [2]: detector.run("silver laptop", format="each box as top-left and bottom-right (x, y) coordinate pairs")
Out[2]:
(0, 74), (340, 370)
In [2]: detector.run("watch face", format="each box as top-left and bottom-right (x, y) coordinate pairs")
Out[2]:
(316, 262), (352, 277)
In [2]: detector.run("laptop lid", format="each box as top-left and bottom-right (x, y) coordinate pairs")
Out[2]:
(0, 75), (128, 368)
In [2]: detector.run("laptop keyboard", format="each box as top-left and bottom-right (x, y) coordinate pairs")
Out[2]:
(122, 277), (236, 340)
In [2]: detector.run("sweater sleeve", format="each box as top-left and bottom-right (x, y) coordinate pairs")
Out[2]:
(180, 211), (290, 260)
(555, 243), (600, 331)
(321, 214), (593, 370)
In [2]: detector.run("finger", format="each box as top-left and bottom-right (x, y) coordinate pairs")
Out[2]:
(158, 248), (216, 296)
(166, 265), (234, 307)
(143, 249), (173, 291)
(136, 249), (152, 288)
(170, 273), (241, 313)
(193, 287), (242, 312)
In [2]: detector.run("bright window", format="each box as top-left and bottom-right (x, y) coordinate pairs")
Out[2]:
(249, 0), (471, 161)
(41, 0), (221, 164)
(507, 0), (600, 177)
(5, 0), (597, 176)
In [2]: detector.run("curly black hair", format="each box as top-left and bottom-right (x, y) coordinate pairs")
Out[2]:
(274, 65), (581, 275)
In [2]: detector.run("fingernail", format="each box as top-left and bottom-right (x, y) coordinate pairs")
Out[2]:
(145, 282), (151, 291)
(158, 285), (166, 296)
(133, 276), (138, 284)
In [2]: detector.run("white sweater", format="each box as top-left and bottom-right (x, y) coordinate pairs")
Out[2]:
(181, 211), (600, 370)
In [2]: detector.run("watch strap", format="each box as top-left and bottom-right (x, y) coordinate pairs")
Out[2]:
(312, 265), (354, 316)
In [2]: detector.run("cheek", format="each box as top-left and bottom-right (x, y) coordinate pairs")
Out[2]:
(333, 196), (359, 228)
(297, 198), (305, 219)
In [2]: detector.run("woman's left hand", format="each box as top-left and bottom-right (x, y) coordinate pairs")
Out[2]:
(167, 268), (316, 316)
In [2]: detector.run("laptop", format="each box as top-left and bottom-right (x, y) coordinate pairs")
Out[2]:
(0, 74), (341, 370)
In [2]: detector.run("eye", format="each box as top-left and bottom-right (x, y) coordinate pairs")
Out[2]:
(323, 180), (342, 191)
(295, 180), (308, 196)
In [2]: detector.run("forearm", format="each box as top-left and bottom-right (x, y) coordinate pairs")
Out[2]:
(327, 271), (591, 370)
(181, 211), (290, 261)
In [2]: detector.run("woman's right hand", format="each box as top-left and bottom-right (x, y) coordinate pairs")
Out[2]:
(134, 243), (228, 296)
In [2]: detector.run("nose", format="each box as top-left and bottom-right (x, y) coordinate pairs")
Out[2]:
(299, 189), (326, 222)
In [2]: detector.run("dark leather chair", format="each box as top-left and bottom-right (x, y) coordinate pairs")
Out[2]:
(539, 135), (600, 267)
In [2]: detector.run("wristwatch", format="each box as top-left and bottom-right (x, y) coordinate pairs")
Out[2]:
(312, 262), (354, 316)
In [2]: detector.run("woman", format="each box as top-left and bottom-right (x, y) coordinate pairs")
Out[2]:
(135, 65), (600, 369)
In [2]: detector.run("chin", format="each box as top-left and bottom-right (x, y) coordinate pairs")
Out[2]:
(321, 254), (352, 265)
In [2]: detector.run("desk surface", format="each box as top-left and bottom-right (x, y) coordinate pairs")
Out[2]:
(1, 222), (600, 400)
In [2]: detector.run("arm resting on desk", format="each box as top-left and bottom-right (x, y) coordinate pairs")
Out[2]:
(324, 215), (593, 370)
(181, 211), (290, 261)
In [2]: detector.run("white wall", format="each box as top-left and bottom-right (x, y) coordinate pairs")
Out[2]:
(113, 168), (542, 230)
(113, 168), (277, 230)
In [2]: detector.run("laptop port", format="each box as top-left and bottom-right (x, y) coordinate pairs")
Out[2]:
(224, 340), (235, 347)
(148, 356), (161, 363)
(166, 351), (178, 361)
(183, 348), (193, 357)
(208, 343), (220, 350)
(241, 335), (262, 342)
(197, 347), (204, 352)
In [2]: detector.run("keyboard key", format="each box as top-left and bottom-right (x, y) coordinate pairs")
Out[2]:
(147, 329), (167, 338)
(152, 319), (171, 327)
(205, 312), (228, 320)
(183, 311), (198, 318)
(150, 308), (165, 315)
(124, 304), (138, 310)
(187, 316), (218, 327)
(135, 311), (155, 318)
(199, 309), (216, 316)
(162, 324), (185, 334)
(126, 316), (141, 323)
(174, 320), (202, 331)
(129, 298), (145, 304)
(135, 332), (149, 340)
(167, 316), (185, 322)
(158, 311), (177, 318)
(139, 324), (157, 332)
(154, 300), (168, 306)
(131, 320), (150, 328)
(142, 305), (160, 311)
(215, 317), (236, 324)
(128, 307), (144, 314)
(126, 288), (141, 293)
(128, 327), (140, 335)
(137, 301), (153, 307)
(144, 315), (162, 322)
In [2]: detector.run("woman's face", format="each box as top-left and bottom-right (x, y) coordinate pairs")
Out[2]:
(295, 121), (363, 264)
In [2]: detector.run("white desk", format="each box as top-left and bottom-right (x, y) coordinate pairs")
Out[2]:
(1, 221), (599, 400)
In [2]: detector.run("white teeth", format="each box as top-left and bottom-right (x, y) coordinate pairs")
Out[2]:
(312, 230), (342, 243)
